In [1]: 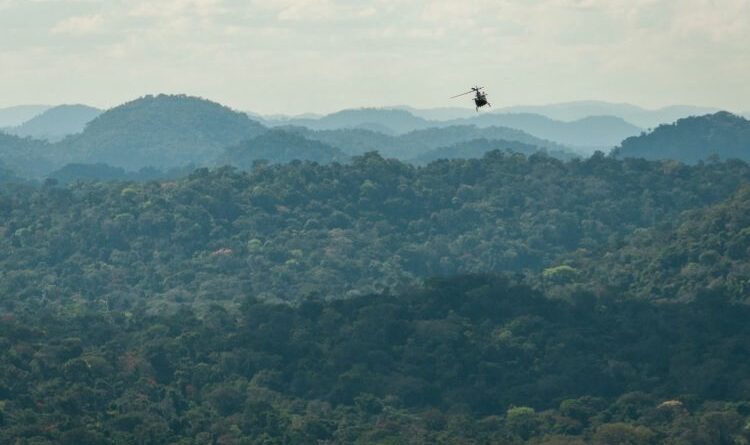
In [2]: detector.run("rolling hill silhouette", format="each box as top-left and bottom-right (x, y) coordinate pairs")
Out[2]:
(613, 112), (750, 163)
(221, 130), (348, 168)
(56, 94), (266, 170)
(6, 104), (101, 141)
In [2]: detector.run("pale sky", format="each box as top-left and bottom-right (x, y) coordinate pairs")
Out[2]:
(1, 0), (748, 114)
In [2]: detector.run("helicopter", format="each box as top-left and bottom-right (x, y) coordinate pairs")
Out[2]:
(451, 86), (491, 111)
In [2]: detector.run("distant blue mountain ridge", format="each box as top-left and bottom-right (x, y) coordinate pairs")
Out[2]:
(0, 105), (51, 127)
(5, 104), (102, 141)
(1, 96), (744, 184)
(262, 107), (641, 151)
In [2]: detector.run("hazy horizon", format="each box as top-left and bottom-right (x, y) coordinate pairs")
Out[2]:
(0, 97), (743, 117)
(1, 0), (748, 115)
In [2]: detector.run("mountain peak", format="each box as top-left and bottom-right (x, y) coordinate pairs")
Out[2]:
(60, 94), (266, 170)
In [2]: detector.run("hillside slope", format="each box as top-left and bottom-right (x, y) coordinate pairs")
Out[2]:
(412, 138), (574, 164)
(56, 94), (266, 170)
(498, 101), (720, 128)
(221, 130), (348, 168)
(270, 108), (640, 150)
(275, 108), (431, 134)
(0, 104), (50, 127)
(445, 113), (641, 150)
(614, 112), (750, 163)
(572, 183), (750, 302)
(7, 104), (101, 141)
(0, 131), (53, 177)
(291, 125), (570, 159)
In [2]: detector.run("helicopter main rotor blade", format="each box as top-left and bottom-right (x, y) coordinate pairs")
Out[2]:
(450, 90), (474, 98)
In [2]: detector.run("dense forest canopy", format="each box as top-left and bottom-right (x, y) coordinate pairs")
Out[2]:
(569, 183), (750, 302)
(2, 101), (750, 443)
(1, 151), (748, 316)
(2, 274), (750, 444)
(0, 132), (53, 178)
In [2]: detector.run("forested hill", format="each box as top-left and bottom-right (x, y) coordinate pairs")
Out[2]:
(614, 112), (750, 163)
(55, 95), (266, 170)
(0, 95), (577, 181)
(442, 113), (641, 150)
(220, 130), (349, 167)
(1, 151), (748, 314)
(3, 151), (750, 443)
(0, 132), (53, 177)
(0, 104), (50, 127)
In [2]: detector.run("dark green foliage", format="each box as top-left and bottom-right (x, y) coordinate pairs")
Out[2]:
(1, 152), (747, 310)
(48, 163), (196, 184)
(221, 130), (348, 168)
(614, 112), (750, 163)
(2, 275), (750, 443)
(0, 132), (53, 177)
(0, 160), (23, 184)
(2, 149), (750, 443)
(572, 182), (750, 302)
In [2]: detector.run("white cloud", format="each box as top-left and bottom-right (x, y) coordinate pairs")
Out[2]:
(51, 14), (104, 35)
(0, 0), (749, 112)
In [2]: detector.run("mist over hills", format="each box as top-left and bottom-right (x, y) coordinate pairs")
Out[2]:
(443, 113), (641, 151)
(0, 94), (745, 185)
(221, 130), (348, 167)
(4, 104), (102, 142)
(394, 105), (477, 120)
(265, 108), (431, 134)
(496, 100), (721, 128)
(284, 124), (571, 160)
(265, 107), (641, 151)
(0, 104), (50, 127)
(614, 112), (750, 163)
(0, 95), (577, 181)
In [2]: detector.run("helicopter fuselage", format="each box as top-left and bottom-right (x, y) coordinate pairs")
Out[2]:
(473, 92), (490, 110)
(474, 96), (488, 108)
(451, 86), (491, 110)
